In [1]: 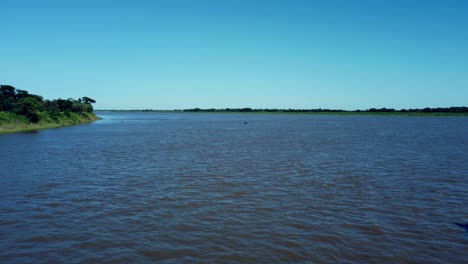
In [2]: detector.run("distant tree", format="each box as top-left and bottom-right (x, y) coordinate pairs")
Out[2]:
(72, 102), (86, 113)
(0, 97), (15, 111)
(79, 97), (96, 112)
(0, 85), (16, 98)
(55, 99), (75, 112)
(81, 96), (96, 104)
(13, 97), (44, 123)
(0, 85), (15, 111)
(15, 89), (29, 100)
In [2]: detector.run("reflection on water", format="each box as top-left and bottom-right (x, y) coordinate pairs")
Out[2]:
(1, 112), (467, 263)
(19, 130), (40, 134)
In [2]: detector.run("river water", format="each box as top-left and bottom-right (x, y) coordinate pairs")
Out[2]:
(1, 112), (467, 263)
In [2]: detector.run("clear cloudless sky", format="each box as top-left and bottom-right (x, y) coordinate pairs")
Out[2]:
(1, 0), (467, 110)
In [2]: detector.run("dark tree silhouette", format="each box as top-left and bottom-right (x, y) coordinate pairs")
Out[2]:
(81, 97), (96, 104)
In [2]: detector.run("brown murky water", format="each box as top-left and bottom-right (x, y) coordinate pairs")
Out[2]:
(1, 112), (467, 263)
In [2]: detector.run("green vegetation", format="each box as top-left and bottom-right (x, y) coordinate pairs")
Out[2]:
(0, 85), (98, 134)
(99, 107), (468, 116)
(178, 107), (468, 115)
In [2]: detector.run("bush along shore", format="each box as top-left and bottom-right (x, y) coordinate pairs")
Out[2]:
(0, 85), (99, 134)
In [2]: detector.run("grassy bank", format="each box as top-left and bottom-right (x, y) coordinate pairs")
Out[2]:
(0, 111), (99, 134)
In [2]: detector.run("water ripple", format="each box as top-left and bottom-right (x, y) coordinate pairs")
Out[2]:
(1, 113), (467, 263)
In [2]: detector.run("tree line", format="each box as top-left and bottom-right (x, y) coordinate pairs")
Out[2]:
(180, 108), (345, 112)
(180, 107), (468, 113)
(0, 85), (96, 123)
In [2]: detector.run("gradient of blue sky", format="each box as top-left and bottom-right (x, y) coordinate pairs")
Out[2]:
(1, 0), (467, 110)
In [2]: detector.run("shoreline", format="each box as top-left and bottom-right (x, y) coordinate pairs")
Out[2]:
(0, 113), (100, 134)
(95, 110), (468, 117)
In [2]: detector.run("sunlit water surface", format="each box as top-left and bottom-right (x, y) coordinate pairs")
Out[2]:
(1, 112), (467, 263)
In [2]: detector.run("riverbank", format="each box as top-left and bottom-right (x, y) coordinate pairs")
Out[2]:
(97, 110), (468, 117)
(0, 112), (99, 134)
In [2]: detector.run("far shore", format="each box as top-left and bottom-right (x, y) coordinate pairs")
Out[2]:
(95, 110), (468, 117)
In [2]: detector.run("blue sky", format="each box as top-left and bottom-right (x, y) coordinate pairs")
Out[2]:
(1, 0), (467, 110)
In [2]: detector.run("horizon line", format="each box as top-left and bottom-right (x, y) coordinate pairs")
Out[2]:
(95, 106), (468, 112)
